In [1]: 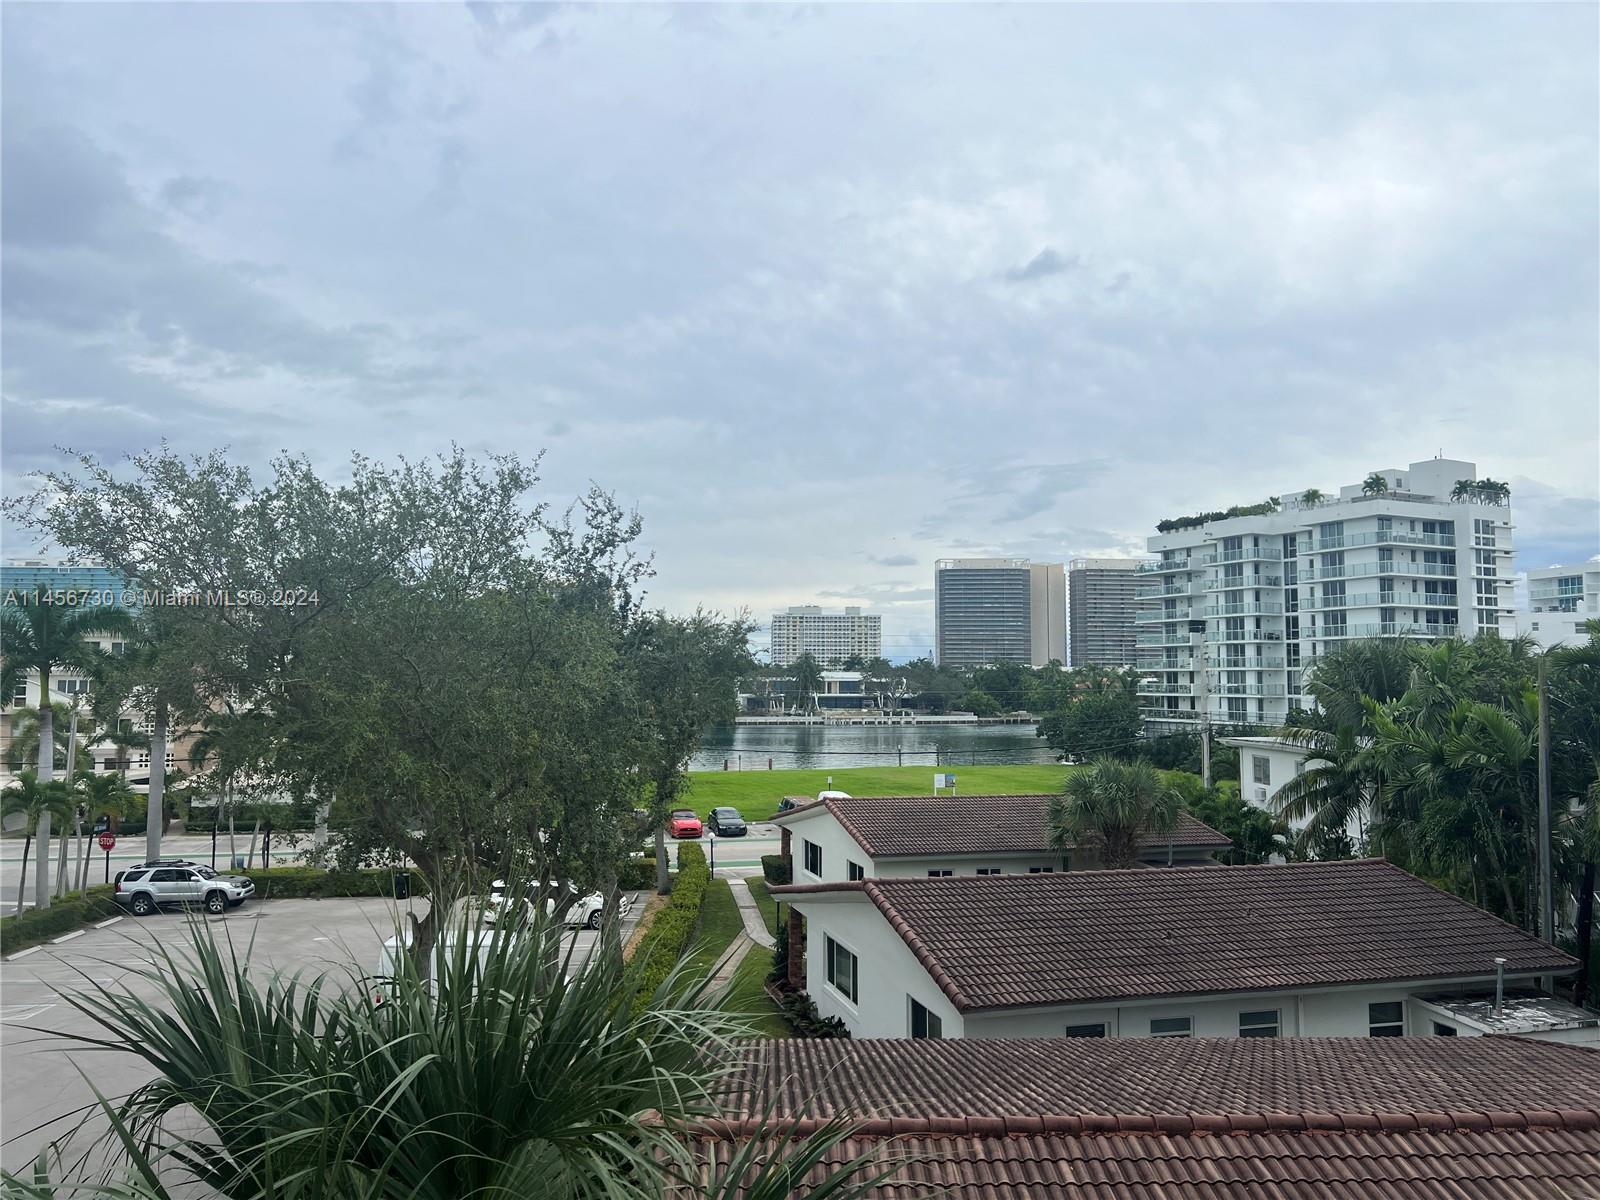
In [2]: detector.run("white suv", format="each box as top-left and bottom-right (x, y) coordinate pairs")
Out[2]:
(115, 864), (255, 916)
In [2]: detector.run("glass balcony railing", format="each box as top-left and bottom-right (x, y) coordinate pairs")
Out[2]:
(1205, 575), (1284, 591)
(1135, 609), (1193, 624)
(1136, 558), (1192, 574)
(1202, 602), (1285, 617)
(1204, 629), (1287, 643)
(1314, 530), (1456, 551)
(1137, 657), (1196, 672)
(1199, 546), (1284, 565)
(1206, 683), (1288, 697)
(1137, 632), (1199, 647)
(1137, 681), (1193, 695)
(1210, 657), (1287, 670)
(1136, 584), (1195, 599)
(1312, 622), (1460, 640)
(1140, 707), (1201, 721)
(1301, 561), (1456, 581)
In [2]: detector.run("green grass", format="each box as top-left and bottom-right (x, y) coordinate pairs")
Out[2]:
(682, 763), (1073, 821)
(745, 878), (778, 939)
(681, 878), (744, 977)
(725, 941), (789, 1038)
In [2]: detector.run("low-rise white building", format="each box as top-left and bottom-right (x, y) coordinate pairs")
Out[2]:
(773, 791), (1232, 880)
(772, 859), (1585, 1043)
(1515, 561), (1600, 650)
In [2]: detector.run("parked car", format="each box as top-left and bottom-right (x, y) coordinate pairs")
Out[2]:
(114, 864), (255, 916)
(536, 882), (635, 930)
(706, 807), (747, 837)
(668, 809), (703, 839)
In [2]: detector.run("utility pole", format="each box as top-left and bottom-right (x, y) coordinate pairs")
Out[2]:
(1201, 716), (1212, 790)
(1537, 656), (1554, 953)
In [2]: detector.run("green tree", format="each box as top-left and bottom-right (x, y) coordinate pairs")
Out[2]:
(1361, 472), (1390, 496)
(1038, 690), (1141, 762)
(789, 651), (823, 714)
(71, 769), (139, 891)
(955, 688), (1000, 717)
(1167, 774), (1287, 864)
(3, 700), (94, 773)
(1299, 488), (1325, 507)
(2, 771), (74, 915)
(1048, 757), (1182, 868)
(0, 593), (133, 909)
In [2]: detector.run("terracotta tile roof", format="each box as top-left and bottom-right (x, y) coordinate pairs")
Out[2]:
(771, 860), (1576, 1010)
(712, 1037), (1600, 1133)
(773, 793), (1232, 857)
(690, 1039), (1600, 1198)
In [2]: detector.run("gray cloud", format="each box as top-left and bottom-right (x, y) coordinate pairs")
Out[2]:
(1003, 247), (1081, 284)
(869, 553), (917, 567)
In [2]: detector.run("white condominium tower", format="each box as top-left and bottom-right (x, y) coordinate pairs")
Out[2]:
(1137, 458), (1515, 732)
(934, 559), (1066, 669)
(769, 605), (882, 667)
(1516, 563), (1600, 650)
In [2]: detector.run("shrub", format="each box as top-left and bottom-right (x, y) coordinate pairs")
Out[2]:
(779, 990), (850, 1038)
(617, 855), (660, 891)
(239, 867), (433, 899)
(630, 843), (711, 1015)
(760, 854), (791, 886)
(0, 886), (120, 955)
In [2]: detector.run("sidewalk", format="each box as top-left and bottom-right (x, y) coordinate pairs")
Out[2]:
(730, 876), (775, 949)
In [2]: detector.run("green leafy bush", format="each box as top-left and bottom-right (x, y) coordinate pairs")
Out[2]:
(630, 843), (710, 1014)
(239, 867), (432, 899)
(617, 855), (660, 891)
(0, 886), (120, 955)
(780, 990), (850, 1038)
(760, 854), (791, 885)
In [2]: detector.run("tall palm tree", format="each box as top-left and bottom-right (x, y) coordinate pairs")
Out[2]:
(3, 700), (93, 773)
(1271, 725), (1377, 851)
(1301, 637), (1415, 732)
(790, 652), (824, 715)
(1450, 479), (1476, 502)
(1361, 472), (1390, 497)
(72, 769), (139, 891)
(1048, 757), (1181, 869)
(2, 771), (74, 915)
(1, 594), (133, 908)
(1299, 488), (1324, 507)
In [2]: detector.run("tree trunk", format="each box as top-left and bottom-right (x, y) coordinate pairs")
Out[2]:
(56, 818), (71, 899)
(246, 817), (260, 869)
(35, 683), (54, 910)
(1574, 860), (1596, 1008)
(228, 789), (237, 868)
(78, 822), (94, 893)
(654, 824), (670, 895)
(16, 834), (32, 915)
(145, 699), (168, 866)
(57, 711), (78, 899)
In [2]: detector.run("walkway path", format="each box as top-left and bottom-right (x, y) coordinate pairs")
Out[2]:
(730, 876), (776, 949)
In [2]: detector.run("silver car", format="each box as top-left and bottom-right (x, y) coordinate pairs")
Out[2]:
(115, 864), (255, 916)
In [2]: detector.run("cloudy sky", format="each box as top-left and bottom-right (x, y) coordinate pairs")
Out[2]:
(4, 3), (1596, 660)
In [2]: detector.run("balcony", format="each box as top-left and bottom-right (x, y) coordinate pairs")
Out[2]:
(1210, 656), (1286, 670)
(1137, 581), (1201, 599)
(1137, 632), (1199, 647)
(1136, 558), (1192, 574)
(1202, 602), (1285, 617)
(1301, 592), (1398, 610)
(1140, 707), (1201, 722)
(1137, 656), (1196, 672)
(1313, 622), (1460, 640)
(1206, 683), (1288, 697)
(1205, 574), (1284, 591)
(1314, 531), (1456, 551)
(1199, 547), (1284, 565)
(1135, 608), (1192, 624)
(1137, 681), (1193, 695)
(1205, 629), (1286, 643)
(1301, 561), (1457, 581)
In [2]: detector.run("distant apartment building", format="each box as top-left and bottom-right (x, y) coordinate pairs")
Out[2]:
(769, 605), (882, 666)
(1136, 458), (1515, 733)
(934, 559), (1065, 669)
(1067, 558), (1143, 667)
(1, 558), (132, 605)
(1515, 562), (1600, 650)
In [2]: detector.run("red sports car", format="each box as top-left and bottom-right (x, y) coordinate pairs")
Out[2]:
(668, 809), (703, 839)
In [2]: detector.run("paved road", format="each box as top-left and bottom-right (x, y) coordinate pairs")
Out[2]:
(0, 891), (646, 1172)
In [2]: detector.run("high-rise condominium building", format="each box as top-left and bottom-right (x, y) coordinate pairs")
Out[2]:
(1068, 558), (1144, 668)
(769, 605), (882, 666)
(934, 559), (1065, 669)
(1516, 563), (1600, 650)
(1136, 458), (1515, 733)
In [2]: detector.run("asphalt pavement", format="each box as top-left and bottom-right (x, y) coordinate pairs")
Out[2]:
(0, 891), (647, 1173)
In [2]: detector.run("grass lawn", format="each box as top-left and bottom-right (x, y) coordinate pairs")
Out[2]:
(682, 763), (1074, 821)
(724, 940), (789, 1038)
(682, 878), (744, 977)
(745, 878), (778, 938)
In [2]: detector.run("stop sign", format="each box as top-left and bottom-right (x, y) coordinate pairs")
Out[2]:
(97, 832), (116, 852)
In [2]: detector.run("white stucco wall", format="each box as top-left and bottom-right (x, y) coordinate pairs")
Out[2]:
(785, 810), (873, 884)
(799, 897), (965, 1038)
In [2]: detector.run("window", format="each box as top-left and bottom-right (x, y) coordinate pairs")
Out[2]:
(825, 936), (857, 1003)
(1432, 1022), (1457, 1037)
(926, 869), (953, 878)
(976, 867), (1002, 876)
(1252, 755), (1271, 786)
(1064, 1022), (1107, 1038)
(846, 861), (864, 881)
(1368, 1001), (1404, 1037)
(1027, 866), (1054, 874)
(910, 997), (942, 1039)
(802, 839), (822, 877)
(1238, 1009), (1279, 1038)
(1149, 1017), (1192, 1038)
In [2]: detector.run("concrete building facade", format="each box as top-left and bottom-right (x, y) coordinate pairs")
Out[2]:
(1515, 562), (1600, 650)
(1136, 459), (1515, 733)
(935, 559), (1065, 669)
(769, 606), (882, 666)
(1068, 558), (1143, 667)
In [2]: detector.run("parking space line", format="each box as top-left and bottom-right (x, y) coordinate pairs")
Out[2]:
(94, 916), (124, 929)
(5, 946), (42, 960)
(50, 930), (85, 944)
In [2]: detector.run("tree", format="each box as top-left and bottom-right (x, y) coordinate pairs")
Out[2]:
(955, 688), (1000, 717)
(840, 653), (865, 671)
(1048, 758), (1182, 868)
(72, 769), (139, 891)
(1299, 637), (1415, 733)
(1166, 773), (1287, 864)
(0, 593), (133, 909)
(3, 700), (93, 773)
(790, 651), (823, 714)
(1038, 690), (1141, 762)
(1361, 472), (1390, 496)
(2, 771), (73, 915)
(1272, 725), (1378, 851)
(629, 611), (754, 893)
(1299, 488), (1325, 507)
(1450, 479), (1476, 502)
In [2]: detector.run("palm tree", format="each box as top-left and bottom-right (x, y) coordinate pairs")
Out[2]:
(790, 652), (824, 715)
(1271, 725), (1378, 852)
(1360, 472), (1390, 497)
(1, 594), (133, 909)
(1048, 758), (1181, 869)
(1299, 488), (1324, 507)
(72, 769), (139, 891)
(25, 895), (896, 1200)
(3, 700), (95, 773)
(1301, 637), (1415, 733)
(1450, 479), (1476, 502)
(2, 771), (74, 915)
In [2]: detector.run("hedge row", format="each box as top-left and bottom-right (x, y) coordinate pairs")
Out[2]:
(240, 867), (434, 899)
(618, 855), (660, 892)
(631, 843), (710, 1014)
(760, 855), (791, 886)
(0, 886), (120, 956)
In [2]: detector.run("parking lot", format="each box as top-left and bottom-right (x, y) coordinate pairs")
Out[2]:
(0, 891), (646, 1171)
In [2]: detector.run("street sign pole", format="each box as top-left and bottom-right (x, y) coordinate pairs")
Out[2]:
(98, 832), (117, 884)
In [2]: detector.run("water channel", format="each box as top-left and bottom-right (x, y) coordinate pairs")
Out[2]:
(690, 720), (1057, 771)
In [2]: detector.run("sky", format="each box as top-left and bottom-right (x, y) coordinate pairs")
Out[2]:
(3, 3), (1597, 662)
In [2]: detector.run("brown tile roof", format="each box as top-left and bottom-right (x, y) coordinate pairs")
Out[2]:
(773, 793), (1232, 857)
(771, 860), (1576, 1010)
(712, 1036), (1600, 1133)
(693, 1039), (1600, 1198)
